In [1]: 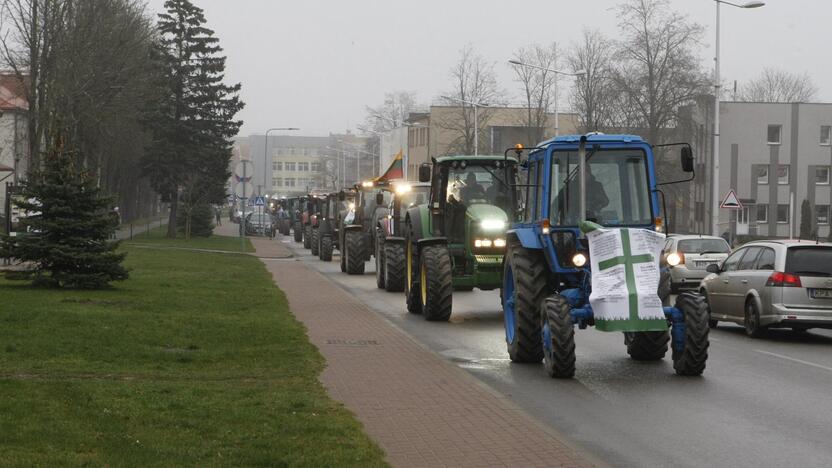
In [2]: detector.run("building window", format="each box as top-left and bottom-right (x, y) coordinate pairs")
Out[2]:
(817, 205), (829, 225)
(311, 162), (322, 172)
(274, 178), (282, 187)
(757, 166), (769, 185)
(822, 126), (831, 146)
(285, 162), (296, 171)
(777, 204), (789, 224)
(756, 204), (768, 223)
(284, 178), (296, 187)
(778, 165), (789, 185)
(737, 207), (749, 224)
(298, 162), (309, 172)
(767, 125), (781, 145)
(817, 167), (830, 185)
(273, 162), (282, 171)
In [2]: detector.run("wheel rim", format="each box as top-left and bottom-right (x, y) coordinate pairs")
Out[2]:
(420, 257), (428, 306)
(503, 264), (516, 344)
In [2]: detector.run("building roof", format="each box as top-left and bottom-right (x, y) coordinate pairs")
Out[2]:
(0, 73), (28, 111)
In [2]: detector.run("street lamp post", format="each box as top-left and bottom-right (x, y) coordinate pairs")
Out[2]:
(508, 60), (586, 137)
(440, 96), (489, 155)
(711, 0), (764, 236)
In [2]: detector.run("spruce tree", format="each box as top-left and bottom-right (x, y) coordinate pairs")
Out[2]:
(143, 0), (243, 239)
(1, 143), (128, 289)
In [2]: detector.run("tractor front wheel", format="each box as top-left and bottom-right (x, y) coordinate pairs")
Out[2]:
(405, 230), (421, 314)
(303, 225), (311, 249)
(672, 292), (710, 376)
(310, 228), (319, 256)
(502, 240), (547, 363)
(625, 331), (669, 361)
(375, 230), (386, 289)
(541, 295), (576, 378)
(384, 242), (405, 292)
(293, 221), (303, 242)
(319, 235), (333, 261)
(419, 244), (453, 322)
(345, 230), (366, 275)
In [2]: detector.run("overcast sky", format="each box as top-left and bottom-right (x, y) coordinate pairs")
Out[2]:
(145, 0), (830, 137)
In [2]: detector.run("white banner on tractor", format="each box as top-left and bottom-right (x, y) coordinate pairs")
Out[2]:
(581, 222), (667, 332)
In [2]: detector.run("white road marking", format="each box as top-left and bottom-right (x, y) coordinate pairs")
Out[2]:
(754, 349), (832, 373)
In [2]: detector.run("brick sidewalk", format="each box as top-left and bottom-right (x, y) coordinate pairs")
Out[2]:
(256, 232), (601, 468)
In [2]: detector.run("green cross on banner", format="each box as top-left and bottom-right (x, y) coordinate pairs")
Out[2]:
(597, 230), (654, 322)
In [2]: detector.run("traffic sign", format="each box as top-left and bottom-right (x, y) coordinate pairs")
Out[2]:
(720, 190), (743, 209)
(254, 196), (266, 206)
(234, 181), (253, 199)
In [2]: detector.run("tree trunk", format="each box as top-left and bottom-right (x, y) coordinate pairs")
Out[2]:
(167, 191), (178, 238)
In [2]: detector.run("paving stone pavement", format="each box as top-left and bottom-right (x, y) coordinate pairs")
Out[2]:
(243, 227), (601, 468)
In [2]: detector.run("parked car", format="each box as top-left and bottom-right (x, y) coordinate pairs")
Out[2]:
(245, 211), (274, 237)
(663, 235), (731, 292)
(700, 240), (832, 336)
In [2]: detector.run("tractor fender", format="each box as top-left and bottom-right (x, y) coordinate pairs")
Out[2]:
(417, 237), (448, 249)
(385, 236), (405, 244)
(509, 227), (543, 249)
(405, 205), (427, 241)
(343, 224), (363, 232)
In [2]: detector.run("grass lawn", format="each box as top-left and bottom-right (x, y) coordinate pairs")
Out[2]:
(125, 225), (255, 253)
(0, 236), (386, 466)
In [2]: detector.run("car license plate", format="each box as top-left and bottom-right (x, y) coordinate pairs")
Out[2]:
(696, 261), (716, 268)
(811, 289), (832, 299)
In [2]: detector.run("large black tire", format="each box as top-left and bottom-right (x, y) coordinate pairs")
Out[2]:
(303, 225), (311, 249)
(310, 228), (319, 256)
(319, 235), (333, 261)
(345, 230), (366, 275)
(375, 231), (386, 289)
(384, 242), (405, 293)
(625, 331), (670, 361)
(744, 298), (766, 338)
(503, 239), (547, 363)
(419, 244), (453, 322)
(673, 292), (710, 376)
(405, 229), (421, 314)
(293, 222), (303, 242)
(541, 295), (576, 378)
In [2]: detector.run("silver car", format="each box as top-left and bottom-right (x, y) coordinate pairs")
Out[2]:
(663, 235), (731, 293)
(700, 240), (832, 337)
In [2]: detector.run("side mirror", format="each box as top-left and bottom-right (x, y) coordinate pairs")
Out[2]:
(681, 147), (694, 173)
(376, 192), (384, 205)
(418, 163), (432, 183)
(338, 191), (346, 201)
(706, 263), (721, 274)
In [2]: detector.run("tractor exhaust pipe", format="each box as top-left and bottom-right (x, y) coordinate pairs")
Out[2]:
(579, 135), (587, 224)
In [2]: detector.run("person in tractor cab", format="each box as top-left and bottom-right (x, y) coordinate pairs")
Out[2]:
(460, 172), (485, 204)
(553, 163), (609, 225)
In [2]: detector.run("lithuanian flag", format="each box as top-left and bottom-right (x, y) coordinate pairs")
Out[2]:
(374, 150), (404, 182)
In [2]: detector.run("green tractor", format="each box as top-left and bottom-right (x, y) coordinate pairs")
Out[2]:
(287, 196), (304, 242)
(374, 181), (430, 292)
(404, 155), (519, 321)
(340, 181), (391, 275)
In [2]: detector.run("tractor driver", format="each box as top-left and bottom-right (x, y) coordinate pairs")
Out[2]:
(553, 163), (609, 224)
(459, 172), (485, 204)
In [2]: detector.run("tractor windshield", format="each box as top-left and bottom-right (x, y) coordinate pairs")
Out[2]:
(446, 163), (514, 212)
(399, 186), (429, 208)
(550, 149), (653, 227)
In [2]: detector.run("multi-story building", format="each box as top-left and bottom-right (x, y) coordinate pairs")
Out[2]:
(681, 100), (832, 241)
(0, 74), (28, 227)
(248, 135), (332, 198)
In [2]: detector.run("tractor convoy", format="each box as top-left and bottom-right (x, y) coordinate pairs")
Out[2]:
(274, 133), (709, 378)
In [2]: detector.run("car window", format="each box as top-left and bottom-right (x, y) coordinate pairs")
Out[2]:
(677, 238), (731, 254)
(755, 248), (776, 270)
(737, 247), (761, 270)
(722, 248), (747, 272)
(786, 247), (832, 276)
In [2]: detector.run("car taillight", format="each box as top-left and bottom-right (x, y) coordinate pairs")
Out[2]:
(766, 271), (802, 287)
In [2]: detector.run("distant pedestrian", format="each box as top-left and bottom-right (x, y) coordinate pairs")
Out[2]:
(111, 207), (121, 239)
(215, 206), (222, 226)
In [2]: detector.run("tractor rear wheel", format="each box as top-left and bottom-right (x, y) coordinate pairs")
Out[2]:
(672, 292), (710, 376)
(310, 228), (319, 256)
(503, 240), (547, 363)
(625, 331), (669, 361)
(345, 230), (366, 275)
(405, 229), (421, 314)
(541, 295), (576, 378)
(293, 222), (303, 242)
(303, 225), (311, 249)
(419, 244), (453, 322)
(384, 242), (405, 292)
(319, 235), (333, 261)
(375, 231), (386, 289)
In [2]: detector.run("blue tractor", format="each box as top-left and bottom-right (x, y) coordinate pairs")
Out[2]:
(502, 134), (708, 378)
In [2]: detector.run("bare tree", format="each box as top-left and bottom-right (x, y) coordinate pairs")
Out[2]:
(437, 45), (503, 155)
(566, 29), (616, 133)
(510, 43), (557, 146)
(740, 67), (818, 103)
(611, 0), (709, 144)
(363, 90), (418, 132)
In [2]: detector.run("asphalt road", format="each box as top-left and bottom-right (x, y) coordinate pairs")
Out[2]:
(280, 236), (832, 468)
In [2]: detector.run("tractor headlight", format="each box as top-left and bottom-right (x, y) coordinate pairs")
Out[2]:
(494, 238), (506, 248)
(572, 252), (588, 268)
(474, 239), (494, 248)
(667, 252), (683, 267)
(395, 183), (412, 194)
(481, 219), (506, 231)
(348, 202), (356, 210)
(362, 181), (374, 188)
